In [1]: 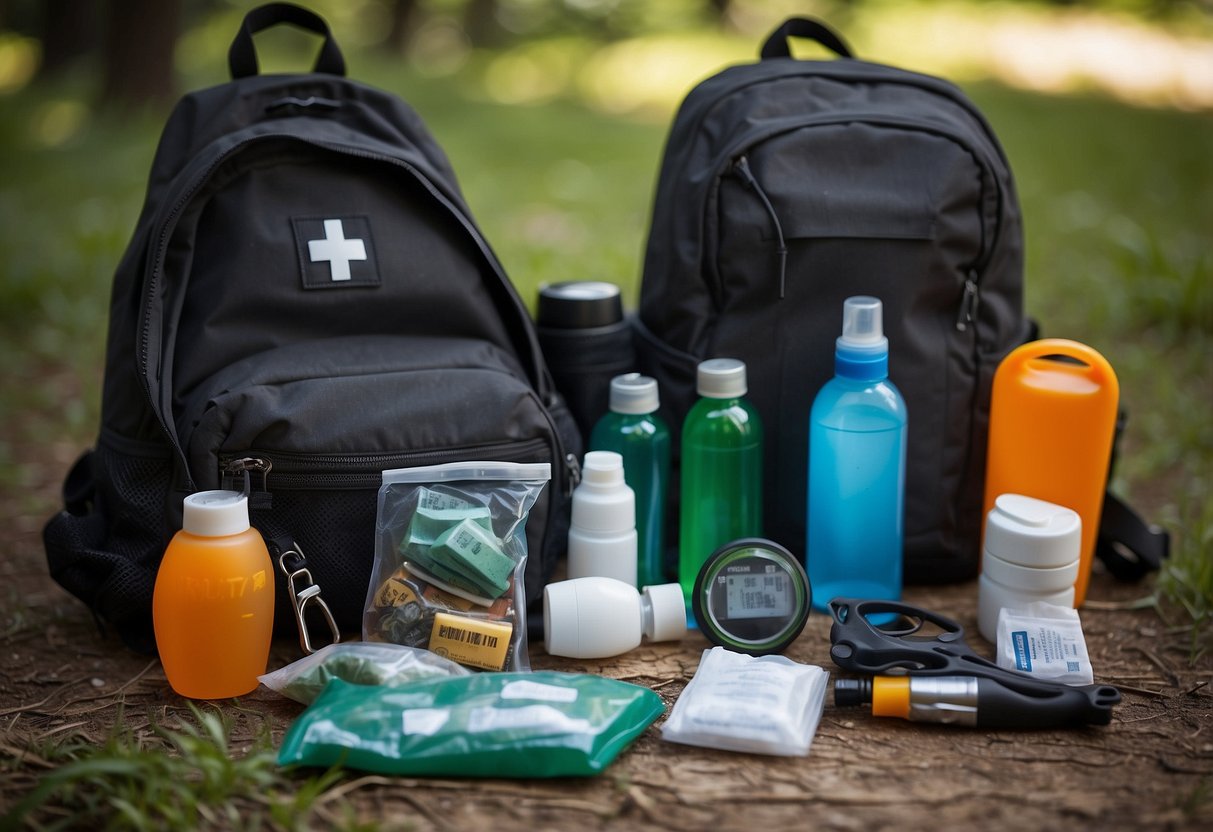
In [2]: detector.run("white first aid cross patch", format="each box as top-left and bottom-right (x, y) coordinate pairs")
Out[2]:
(292, 215), (380, 289)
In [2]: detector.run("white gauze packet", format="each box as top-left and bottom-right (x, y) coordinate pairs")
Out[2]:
(996, 601), (1094, 685)
(661, 646), (829, 756)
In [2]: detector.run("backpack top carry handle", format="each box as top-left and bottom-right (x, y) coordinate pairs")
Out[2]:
(228, 1), (347, 79)
(759, 17), (854, 60)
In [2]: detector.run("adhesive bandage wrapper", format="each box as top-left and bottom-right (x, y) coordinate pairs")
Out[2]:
(996, 601), (1094, 685)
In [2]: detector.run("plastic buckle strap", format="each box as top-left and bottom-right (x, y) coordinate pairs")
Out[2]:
(1096, 491), (1170, 581)
(276, 544), (341, 654)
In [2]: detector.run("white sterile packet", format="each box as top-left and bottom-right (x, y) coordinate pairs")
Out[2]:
(997, 601), (1094, 685)
(661, 646), (829, 756)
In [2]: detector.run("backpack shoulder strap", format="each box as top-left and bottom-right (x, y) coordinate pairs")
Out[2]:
(1096, 407), (1170, 581)
(1097, 491), (1170, 581)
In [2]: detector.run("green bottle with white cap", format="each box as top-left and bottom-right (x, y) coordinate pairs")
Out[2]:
(589, 373), (672, 589)
(678, 359), (764, 613)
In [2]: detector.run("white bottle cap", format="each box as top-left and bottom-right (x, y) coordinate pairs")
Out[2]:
(641, 583), (688, 642)
(985, 494), (1082, 569)
(544, 577), (643, 659)
(697, 358), (746, 398)
(982, 550), (1080, 593)
(609, 373), (660, 415)
(838, 295), (889, 353)
(978, 573), (1076, 642)
(182, 490), (251, 537)
(571, 451), (635, 532)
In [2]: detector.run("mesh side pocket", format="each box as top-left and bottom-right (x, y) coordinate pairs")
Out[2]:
(44, 440), (175, 654)
(262, 487), (378, 636)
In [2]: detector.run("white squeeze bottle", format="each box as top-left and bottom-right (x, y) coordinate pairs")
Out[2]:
(567, 451), (638, 587)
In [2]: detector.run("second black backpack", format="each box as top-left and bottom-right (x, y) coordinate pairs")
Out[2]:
(637, 19), (1030, 582)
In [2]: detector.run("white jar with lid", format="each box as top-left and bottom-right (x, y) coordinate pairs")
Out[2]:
(978, 493), (1082, 642)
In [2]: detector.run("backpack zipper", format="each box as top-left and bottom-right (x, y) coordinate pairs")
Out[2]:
(955, 272), (979, 332)
(220, 437), (553, 491)
(732, 155), (789, 299)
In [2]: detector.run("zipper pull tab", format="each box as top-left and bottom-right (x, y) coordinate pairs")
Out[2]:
(565, 452), (582, 496)
(955, 275), (979, 332)
(222, 456), (273, 510)
(733, 155), (789, 299)
(734, 154), (758, 188)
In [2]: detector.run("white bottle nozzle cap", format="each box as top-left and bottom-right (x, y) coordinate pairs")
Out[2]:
(572, 451), (635, 531)
(839, 296), (888, 350)
(697, 358), (747, 398)
(182, 490), (251, 537)
(609, 373), (660, 414)
(581, 450), (625, 486)
(641, 583), (688, 642)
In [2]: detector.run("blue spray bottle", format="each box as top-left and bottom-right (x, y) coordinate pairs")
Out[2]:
(807, 296), (907, 610)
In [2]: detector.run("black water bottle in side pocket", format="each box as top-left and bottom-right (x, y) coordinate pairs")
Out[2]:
(536, 281), (638, 449)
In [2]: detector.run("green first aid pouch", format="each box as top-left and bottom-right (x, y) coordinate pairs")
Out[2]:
(277, 672), (664, 777)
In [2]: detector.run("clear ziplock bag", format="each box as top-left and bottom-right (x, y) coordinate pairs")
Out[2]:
(258, 642), (470, 705)
(363, 461), (549, 672)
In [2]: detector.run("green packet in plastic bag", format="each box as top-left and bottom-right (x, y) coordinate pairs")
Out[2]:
(277, 671), (664, 778)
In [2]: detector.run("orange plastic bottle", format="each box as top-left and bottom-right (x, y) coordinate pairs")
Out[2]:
(982, 339), (1119, 607)
(153, 491), (275, 698)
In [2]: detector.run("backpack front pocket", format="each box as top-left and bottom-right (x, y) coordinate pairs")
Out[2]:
(177, 334), (560, 635)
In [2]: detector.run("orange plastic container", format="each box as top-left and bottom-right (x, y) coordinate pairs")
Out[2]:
(982, 339), (1119, 607)
(153, 491), (274, 698)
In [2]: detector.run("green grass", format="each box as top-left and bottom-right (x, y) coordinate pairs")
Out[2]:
(0, 706), (363, 831)
(1157, 494), (1213, 663)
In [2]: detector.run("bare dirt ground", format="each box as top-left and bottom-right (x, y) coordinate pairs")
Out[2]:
(1, 404), (1210, 830)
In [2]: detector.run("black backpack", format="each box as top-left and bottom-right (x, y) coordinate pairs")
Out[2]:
(43, 3), (580, 653)
(637, 18), (1170, 585)
(637, 19), (1030, 582)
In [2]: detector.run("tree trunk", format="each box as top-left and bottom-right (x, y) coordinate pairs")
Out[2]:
(101, 0), (183, 107)
(462, 0), (503, 48)
(39, 0), (101, 77)
(386, 0), (420, 53)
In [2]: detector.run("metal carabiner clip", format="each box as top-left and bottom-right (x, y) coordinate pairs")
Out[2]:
(277, 545), (341, 655)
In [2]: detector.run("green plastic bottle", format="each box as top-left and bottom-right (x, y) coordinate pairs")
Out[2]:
(589, 374), (671, 589)
(678, 359), (764, 612)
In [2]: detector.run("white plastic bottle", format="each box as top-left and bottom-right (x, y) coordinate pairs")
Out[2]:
(567, 451), (638, 586)
(544, 577), (686, 659)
